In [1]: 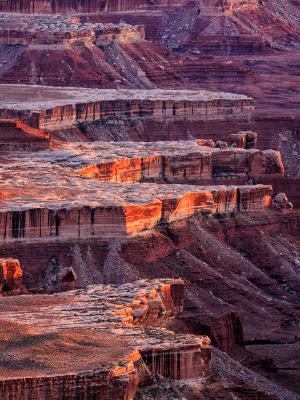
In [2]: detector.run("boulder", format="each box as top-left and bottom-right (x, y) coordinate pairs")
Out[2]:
(272, 193), (293, 211)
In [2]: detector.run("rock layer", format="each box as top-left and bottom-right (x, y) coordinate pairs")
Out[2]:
(0, 135), (282, 241)
(0, 85), (255, 131)
(0, 279), (211, 400)
(0, 0), (259, 14)
(0, 119), (50, 151)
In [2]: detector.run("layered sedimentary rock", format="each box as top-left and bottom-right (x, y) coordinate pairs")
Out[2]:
(0, 15), (145, 46)
(0, 279), (211, 400)
(0, 119), (50, 151)
(0, 84), (255, 131)
(0, 0), (258, 14)
(0, 258), (22, 294)
(74, 141), (284, 183)
(198, 0), (259, 15)
(0, 183), (273, 241)
(0, 139), (276, 241)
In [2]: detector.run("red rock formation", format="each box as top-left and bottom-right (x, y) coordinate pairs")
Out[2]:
(272, 192), (293, 211)
(0, 0), (259, 14)
(0, 185), (274, 242)
(58, 267), (77, 291)
(0, 258), (22, 295)
(79, 152), (212, 183)
(0, 119), (50, 151)
(0, 279), (211, 399)
(0, 85), (254, 131)
(229, 131), (257, 149)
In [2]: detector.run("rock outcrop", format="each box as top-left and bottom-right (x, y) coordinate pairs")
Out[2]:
(272, 192), (293, 211)
(229, 131), (257, 149)
(0, 84), (254, 131)
(0, 184), (273, 241)
(0, 258), (22, 294)
(0, 137), (278, 242)
(0, 16), (145, 46)
(0, 3), (298, 398)
(0, 0), (259, 14)
(0, 119), (50, 151)
(0, 279), (211, 400)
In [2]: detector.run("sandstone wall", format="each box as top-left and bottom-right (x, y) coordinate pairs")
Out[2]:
(79, 149), (284, 184)
(79, 152), (212, 183)
(0, 98), (253, 131)
(0, 0), (258, 14)
(0, 119), (50, 151)
(0, 367), (141, 400)
(0, 279), (211, 399)
(197, 0), (259, 16)
(0, 185), (272, 242)
(0, 0), (186, 13)
(0, 24), (145, 46)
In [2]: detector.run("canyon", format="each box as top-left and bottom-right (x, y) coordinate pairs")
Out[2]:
(0, 0), (299, 399)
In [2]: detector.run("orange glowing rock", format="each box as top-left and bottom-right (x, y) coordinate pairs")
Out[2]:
(0, 258), (23, 295)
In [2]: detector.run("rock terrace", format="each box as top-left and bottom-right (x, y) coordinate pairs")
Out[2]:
(0, 135), (281, 241)
(0, 84), (254, 131)
(0, 2), (299, 398)
(0, 278), (211, 400)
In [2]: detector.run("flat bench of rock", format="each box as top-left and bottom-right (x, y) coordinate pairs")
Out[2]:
(0, 140), (276, 241)
(0, 14), (145, 46)
(0, 182), (272, 241)
(0, 85), (255, 131)
(0, 0), (259, 14)
(0, 278), (211, 400)
(56, 140), (284, 183)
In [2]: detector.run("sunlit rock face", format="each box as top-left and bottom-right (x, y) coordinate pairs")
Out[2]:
(0, 258), (22, 295)
(0, 121), (286, 243)
(0, 279), (211, 400)
(0, 136), (278, 242)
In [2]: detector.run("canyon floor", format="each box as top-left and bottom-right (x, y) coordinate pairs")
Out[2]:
(0, 1), (299, 399)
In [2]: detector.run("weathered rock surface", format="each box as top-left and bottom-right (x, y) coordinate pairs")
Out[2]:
(0, 258), (22, 295)
(229, 131), (257, 149)
(0, 119), (50, 151)
(0, 212), (298, 398)
(0, 15), (145, 46)
(0, 84), (254, 131)
(53, 140), (284, 183)
(0, 1), (299, 398)
(0, 278), (211, 400)
(0, 0), (259, 14)
(0, 140), (277, 241)
(272, 192), (293, 211)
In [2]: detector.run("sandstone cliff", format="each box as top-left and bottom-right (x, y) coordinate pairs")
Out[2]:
(0, 0), (259, 14)
(0, 279), (211, 400)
